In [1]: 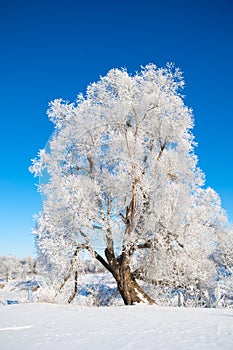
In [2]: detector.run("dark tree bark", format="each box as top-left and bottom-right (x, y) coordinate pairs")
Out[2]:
(104, 248), (154, 305)
(68, 270), (78, 304)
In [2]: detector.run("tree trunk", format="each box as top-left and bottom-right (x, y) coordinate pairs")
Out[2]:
(68, 270), (78, 304)
(115, 264), (154, 305)
(105, 248), (154, 305)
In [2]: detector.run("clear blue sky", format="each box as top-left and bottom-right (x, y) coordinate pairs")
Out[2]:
(0, 0), (232, 258)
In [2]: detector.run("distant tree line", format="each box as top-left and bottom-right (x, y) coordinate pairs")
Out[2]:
(0, 255), (37, 282)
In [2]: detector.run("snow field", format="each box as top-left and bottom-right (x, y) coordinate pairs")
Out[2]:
(0, 303), (233, 350)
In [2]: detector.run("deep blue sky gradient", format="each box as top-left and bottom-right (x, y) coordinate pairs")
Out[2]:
(0, 0), (232, 257)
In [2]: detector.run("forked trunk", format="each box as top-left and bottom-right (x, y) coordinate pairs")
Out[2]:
(105, 249), (154, 305)
(115, 264), (154, 305)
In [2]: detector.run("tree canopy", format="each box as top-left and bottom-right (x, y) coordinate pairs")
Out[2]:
(30, 64), (232, 306)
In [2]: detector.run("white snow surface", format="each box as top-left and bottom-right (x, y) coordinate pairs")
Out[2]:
(0, 303), (233, 349)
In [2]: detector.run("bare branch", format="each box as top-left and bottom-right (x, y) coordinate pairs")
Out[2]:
(119, 212), (128, 224)
(157, 136), (169, 160)
(70, 165), (90, 175)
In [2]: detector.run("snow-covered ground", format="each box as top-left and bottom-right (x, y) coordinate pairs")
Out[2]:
(0, 276), (233, 349)
(0, 303), (233, 350)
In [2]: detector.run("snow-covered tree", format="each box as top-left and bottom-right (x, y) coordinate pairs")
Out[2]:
(0, 256), (18, 281)
(30, 63), (231, 305)
(0, 256), (38, 281)
(210, 224), (233, 307)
